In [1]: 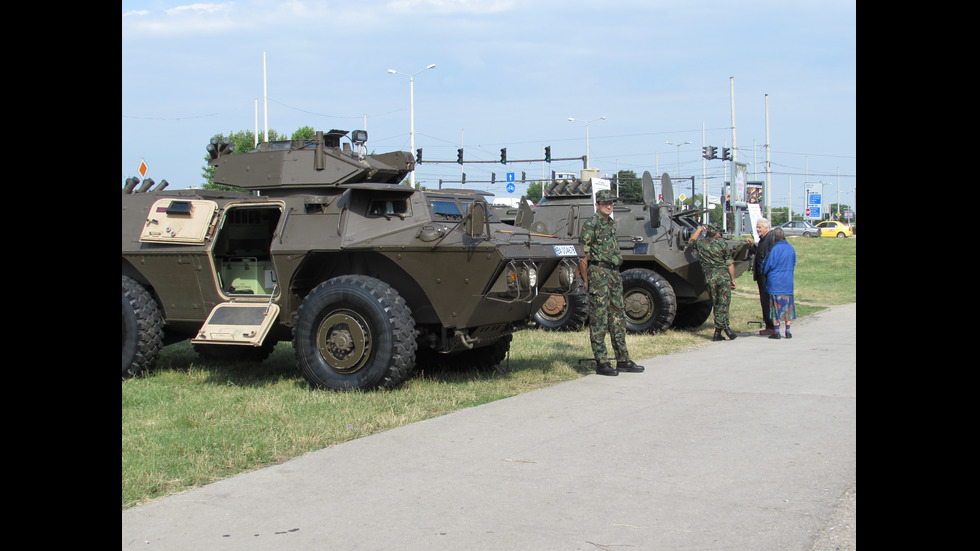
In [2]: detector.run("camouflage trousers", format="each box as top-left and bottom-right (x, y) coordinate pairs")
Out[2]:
(705, 271), (732, 329)
(588, 266), (629, 363)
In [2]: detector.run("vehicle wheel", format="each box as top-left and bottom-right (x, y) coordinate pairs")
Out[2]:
(193, 340), (278, 363)
(671, 300), (713, 329)
(532, 293), (589, 331)
(416, 330), (513, 373)
(803, 231), (815, 238)
(293, 275), (416, 391)
(836, 232), (846, 238)
(122, 275), (164, 380)
(621, 268), (677, 333)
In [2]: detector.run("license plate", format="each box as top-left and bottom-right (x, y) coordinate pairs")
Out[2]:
(553, 245), (577, 257)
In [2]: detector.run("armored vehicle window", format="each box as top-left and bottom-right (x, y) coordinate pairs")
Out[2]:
(368, 198), (410, 218)
(431, 200), (463, 220)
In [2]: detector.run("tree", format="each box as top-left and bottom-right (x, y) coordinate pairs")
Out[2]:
(525, 181), (543, 203)
(614, 170), (641, 202)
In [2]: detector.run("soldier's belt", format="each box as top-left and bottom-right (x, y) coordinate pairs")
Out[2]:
(588, 261), (616, 269)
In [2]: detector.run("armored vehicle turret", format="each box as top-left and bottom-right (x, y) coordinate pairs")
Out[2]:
(122, 129), (584, 390)
(509, 171), (751, 333)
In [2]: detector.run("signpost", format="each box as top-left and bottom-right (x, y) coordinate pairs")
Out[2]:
(804, 182), (822, 221)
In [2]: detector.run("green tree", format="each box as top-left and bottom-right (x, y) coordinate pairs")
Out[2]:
(526, 181), (543, 203)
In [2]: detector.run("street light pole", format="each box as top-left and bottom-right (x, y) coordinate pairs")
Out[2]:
(568, 116), (605, 169)
(388, 63), (436, 187)
(665, 140), (691, 176)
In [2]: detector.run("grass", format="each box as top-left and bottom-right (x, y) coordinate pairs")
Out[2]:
(122, 236), (855, 509)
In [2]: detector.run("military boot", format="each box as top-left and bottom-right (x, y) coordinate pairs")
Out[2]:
(724, 326), (737, 340)
(595, 361), (619, 376)
(616, 359), (645, 373)
(713, 329), (725, 341)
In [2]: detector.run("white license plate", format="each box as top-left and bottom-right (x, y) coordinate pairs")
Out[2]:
(553, 245), (577, 257)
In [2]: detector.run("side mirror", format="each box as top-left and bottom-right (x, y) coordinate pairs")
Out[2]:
(466, 202), (487, 238)
(648, 203), (661, 228)
(515, 196), (534, 229)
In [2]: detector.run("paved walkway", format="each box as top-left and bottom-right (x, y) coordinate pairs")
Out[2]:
(123, 303), (856, 550)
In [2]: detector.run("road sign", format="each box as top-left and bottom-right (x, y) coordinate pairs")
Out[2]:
(506, 182), (515, 193)
(138, 158), (148, 179)
(506, 172), (515, 182)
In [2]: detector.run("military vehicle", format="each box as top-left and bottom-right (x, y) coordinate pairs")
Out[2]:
(509, 170), (752, 333)
(122, 129), (585, 391)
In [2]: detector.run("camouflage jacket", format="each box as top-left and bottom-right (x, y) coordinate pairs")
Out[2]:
(693, 236), (733, 277)
(580, 213), (622, 266)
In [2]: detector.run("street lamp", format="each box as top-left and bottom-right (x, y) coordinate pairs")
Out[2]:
(665, 140), (691, 176)
(387, 63), (436, 187)
(568, 116), (606, 169)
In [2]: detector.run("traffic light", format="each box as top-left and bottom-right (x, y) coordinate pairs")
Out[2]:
(544, 146), (551, 163)
(416, 148), (422, 163)
(708, 146), (718, 160)
(457, 148), (464, 164)
(500, 148), (507, 164)
(702, 146), (709, 159)
(722, 147), (731, 161)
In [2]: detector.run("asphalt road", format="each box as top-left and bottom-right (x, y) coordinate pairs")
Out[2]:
(123, 303), (856, 550)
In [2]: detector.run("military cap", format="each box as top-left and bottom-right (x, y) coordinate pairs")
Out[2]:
(702, 224), (721, 236)
(595, 189), (619, 202)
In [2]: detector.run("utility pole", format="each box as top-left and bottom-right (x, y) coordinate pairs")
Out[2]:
(765, 93), (772, 220)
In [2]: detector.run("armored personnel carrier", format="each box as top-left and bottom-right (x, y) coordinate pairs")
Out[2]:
(122, 129), (584, 391)
(511, 171), (751, 333)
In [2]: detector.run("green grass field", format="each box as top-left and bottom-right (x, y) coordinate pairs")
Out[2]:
(122, 236), (855, 509)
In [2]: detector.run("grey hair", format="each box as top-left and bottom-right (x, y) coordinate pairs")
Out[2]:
(757, 218), (771, 230)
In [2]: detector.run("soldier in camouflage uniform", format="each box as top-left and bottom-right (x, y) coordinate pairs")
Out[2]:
(689, 224), (738, 341)
(578, 189), (645, 376)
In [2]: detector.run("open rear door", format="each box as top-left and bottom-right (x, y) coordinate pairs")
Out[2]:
(191, 302), (280, 347)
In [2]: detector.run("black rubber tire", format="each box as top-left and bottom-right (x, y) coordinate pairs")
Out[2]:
(293, 275), (416, 391)
(532, 293), (589, 332)
(122, 275), (164, 380)
(672, 300), (713, 329)
(621, 268), (677, 334)
(416, 330), (513, 373)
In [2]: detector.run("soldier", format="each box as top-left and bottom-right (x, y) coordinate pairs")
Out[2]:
(578, 189), (645, 376)
(689, 224), (738, 341)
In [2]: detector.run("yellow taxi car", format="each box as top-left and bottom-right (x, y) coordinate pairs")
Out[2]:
(815, 220), (853, 238)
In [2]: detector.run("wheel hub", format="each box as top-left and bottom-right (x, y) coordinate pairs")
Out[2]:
(624, 290), (653, 323)
(316, 309), (371, 373)
(540, 295), (567, 316)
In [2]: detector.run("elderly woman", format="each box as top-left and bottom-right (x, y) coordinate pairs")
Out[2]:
(761, 227), (796, 339)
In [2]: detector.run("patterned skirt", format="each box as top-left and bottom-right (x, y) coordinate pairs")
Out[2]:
(769, 294), (796, 322)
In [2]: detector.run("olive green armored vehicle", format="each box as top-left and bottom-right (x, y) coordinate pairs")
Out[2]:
(122, 129), (584, 391)
(510, 171), (751, 333)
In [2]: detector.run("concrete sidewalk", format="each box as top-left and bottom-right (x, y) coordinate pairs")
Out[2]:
(123, 303), (856, 550)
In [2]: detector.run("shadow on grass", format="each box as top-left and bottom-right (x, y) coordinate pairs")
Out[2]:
(151, 328), (622, 390)
(153, 341), (306, 388)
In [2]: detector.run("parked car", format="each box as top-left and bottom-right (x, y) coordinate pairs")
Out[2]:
(777, 220), (821, 238)
(815, 220), (853, 238)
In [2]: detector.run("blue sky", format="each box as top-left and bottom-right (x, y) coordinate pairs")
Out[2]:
(122, 0), (856, 213)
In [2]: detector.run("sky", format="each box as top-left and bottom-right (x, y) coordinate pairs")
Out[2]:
(122, 0), (856, 215)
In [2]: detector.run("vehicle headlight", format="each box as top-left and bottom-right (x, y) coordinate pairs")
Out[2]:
(559, 261), (576, 288)
(505, 262), (537, 290)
